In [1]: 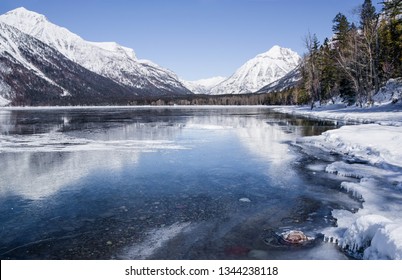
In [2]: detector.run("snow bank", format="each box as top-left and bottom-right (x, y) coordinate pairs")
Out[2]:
(273, 78), (402, 126)
(373, 78), (402, 105)
(365, 224), (402, 259)
(341, 214), (392, 253)
(274, 104), (402, 126)
(323, 166), (402, 260)
(0, 94), (10, 106)
(298, 122), (402, 259)
(287, 102), (402, 259)
(302, 124), (402, 168)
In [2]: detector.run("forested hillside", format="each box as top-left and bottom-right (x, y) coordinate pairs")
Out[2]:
(301, 0), (402, 107)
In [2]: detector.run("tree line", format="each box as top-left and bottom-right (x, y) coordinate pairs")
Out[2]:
(127, 89), (302, 106)
(302, 0), (402, 108)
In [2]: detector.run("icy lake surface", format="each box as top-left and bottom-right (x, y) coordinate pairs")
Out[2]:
(0, 106), (359, 259)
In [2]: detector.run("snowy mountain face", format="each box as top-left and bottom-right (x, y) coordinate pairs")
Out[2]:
(0, 7), (191, 97)
(210, 46), (301, 95)
(181, 76), (226, 95)
(0, 22), (137, 105)
(257, 66), (302, 94)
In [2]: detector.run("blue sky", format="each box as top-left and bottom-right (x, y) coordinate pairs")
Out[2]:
(0, 0), (382, 80)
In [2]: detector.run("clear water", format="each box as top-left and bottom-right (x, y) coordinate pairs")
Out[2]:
(0, 107), (359, 259)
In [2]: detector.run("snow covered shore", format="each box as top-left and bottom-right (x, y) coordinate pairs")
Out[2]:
(274, 80), (402, 259)
(299, 124), (402, 259)
(273, 79), (402, 126)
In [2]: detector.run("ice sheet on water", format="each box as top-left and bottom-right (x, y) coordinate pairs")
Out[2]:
(0, 131), (188, 153)
(119, 222), (193, 260)
(185, 123), (232, 130)
(0, 148), (140, 199)
(0, 128), (189, 199)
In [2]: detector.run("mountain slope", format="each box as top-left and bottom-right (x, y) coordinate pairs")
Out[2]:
(256, 66), (302, 93)
(0, 22), (138, 106)
(0, 7), (191, 97)
(210, 46), (301, 95)
(181, 76), (226, 95)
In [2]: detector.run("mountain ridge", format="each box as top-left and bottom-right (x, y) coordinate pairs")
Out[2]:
(209, 45), (301, 95)
(0, 7), (191, 97)
(181, 76), (227, 95)
(0, 7), (303, 106)
(0, 22), (138, 106)
(257, 66), (302, 94)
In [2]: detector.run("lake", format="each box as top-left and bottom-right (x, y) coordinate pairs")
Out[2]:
(0, 106), (359, 259)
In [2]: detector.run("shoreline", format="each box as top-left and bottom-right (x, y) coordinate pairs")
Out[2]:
(275, 104), (402, 259)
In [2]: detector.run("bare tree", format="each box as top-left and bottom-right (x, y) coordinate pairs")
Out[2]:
(303, 32), (322, 109)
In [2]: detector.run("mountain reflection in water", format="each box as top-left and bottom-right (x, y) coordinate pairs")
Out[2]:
(0, 107), (354, 259)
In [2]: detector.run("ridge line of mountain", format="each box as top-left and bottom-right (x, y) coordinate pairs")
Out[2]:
(0, 7), (301, 106)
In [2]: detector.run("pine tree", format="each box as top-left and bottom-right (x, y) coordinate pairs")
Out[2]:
(331, 13), (360, 103)
(332, 13), (351, 49)
(380, 0), (402, 76)
(382, 0), (402, 18)
(361, 0), (377, 27)
(320, 38), (339, 103)
(297, 0), (402, 106)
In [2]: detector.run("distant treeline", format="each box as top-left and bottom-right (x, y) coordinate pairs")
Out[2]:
(128, 88), (303, 106)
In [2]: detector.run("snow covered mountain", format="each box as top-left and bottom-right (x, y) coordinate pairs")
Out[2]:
(257, 66), (302, 94)
(209, 46), (301, 95)
(0, 22), (136, 105)
(0, 7), (191, 98)
(181, 76), (226, 95)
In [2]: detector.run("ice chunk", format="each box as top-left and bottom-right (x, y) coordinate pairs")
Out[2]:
(340, 215), (392, 257)
(365, 224), (402, 259)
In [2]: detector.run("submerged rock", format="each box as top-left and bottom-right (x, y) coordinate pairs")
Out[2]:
(263, 229), (319, 248)
(280, 230), (309, 244)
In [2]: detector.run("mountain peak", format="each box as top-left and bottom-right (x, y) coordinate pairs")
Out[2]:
(5, 7), (47, 23)
(0, 7), (191, 99)
(258, 45), (297, 59)
(0, 7), (84, 45)
(210, 46), (301, 95)
(267, 45), (282, 54)
(267, 45), (284, 56)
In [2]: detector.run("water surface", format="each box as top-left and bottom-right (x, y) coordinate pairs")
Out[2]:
(0, 106), (358, 259)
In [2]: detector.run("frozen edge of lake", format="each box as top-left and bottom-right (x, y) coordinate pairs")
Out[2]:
(275, 105), (402, 259)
